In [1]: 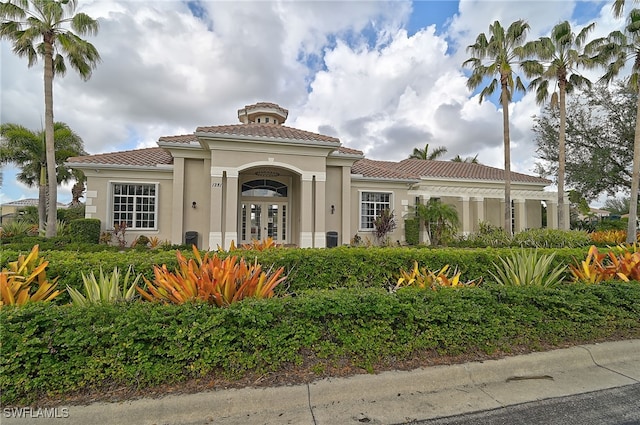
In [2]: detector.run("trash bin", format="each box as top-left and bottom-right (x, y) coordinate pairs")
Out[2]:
(326, 231), (338, 248)
(185, 231), (198, 248)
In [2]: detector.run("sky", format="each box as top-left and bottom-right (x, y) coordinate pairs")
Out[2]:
(0, 0), (631, 205)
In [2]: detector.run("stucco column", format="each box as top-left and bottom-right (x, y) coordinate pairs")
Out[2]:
(171, 157), (185, 245)
(341, 166), (351, 245)
(459, 196), (470, 236)
(471, 197), (484, 232)
(300, 174), (313, 248)
(547, 199), (558, 229)
(314, 173), (326, 248)
(209, 168), (224, 250)
(224, 170), (239, 249)
(419, 195), (431, 245)
(513, 198), (526, 233)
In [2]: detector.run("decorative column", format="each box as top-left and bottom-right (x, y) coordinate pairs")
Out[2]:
(513, 198), (526, 233)
(341, 166), (351, 246)
(420, 195), (431, 245)
(314, 173), (326, 248)
(459, 196), (470, 236)
(209, 167), (224, 250)
(471, 197), (484, 232)
(547, 199), (558, 229)
(300, 174), (314, 248)
(171, 157), (185, 245)
(224, 170), (239, 249)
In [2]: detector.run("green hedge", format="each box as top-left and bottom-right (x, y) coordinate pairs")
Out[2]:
(69, 218), (101, 244)
(0, 246), (591, 302)
(404, 218), (419, 245)
(2, 283), (639, 405)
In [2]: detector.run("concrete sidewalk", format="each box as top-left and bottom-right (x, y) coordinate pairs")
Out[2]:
(4, 340), (639, 425)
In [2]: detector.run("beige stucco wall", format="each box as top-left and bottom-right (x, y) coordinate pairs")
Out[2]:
(350, 180), (412, 245)
(181, 158), (210, 249)
(82, 169), (174, 246)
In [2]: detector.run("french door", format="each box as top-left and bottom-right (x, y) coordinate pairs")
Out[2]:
(240, 202), (288, 244)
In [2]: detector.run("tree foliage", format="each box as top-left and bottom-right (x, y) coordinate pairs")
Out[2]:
(533, 81), (636, 201)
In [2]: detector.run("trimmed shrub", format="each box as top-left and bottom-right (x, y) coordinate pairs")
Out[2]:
(2, 283), (639, 405)
(404, 218), (419, 246)
(69, 218), (101, 244)
(513, 228), (591, 248)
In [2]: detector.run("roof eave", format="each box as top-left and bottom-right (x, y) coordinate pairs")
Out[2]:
(65, 162), (173, 172)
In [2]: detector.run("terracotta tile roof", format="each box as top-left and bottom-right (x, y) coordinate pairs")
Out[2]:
(158, 134), (198, 144)
(352, 158), (550, 184)
(242, 102), (288, 115)
(352, 159), (419, 180)
(67, 147), (173, 167)
(196, 123), (340, 144)
(334, 146), (364, 156)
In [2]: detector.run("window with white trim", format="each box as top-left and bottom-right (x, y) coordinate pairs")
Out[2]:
(360, 192), (392, 230)
(112, 183), (157, 229)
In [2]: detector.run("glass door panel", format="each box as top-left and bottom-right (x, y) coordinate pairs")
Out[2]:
(240, 202), (287, 244)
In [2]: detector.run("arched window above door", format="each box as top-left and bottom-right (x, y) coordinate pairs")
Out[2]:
(241, 179), (288, 197)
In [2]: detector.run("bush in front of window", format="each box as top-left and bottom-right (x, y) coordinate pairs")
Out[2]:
(404, 218), (419, 246)
(69, 218), (101, 244)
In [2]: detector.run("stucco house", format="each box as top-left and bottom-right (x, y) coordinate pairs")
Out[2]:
(67, 102), (565, 249)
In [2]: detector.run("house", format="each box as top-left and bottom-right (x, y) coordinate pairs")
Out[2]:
(67, 102), (565, 249)
(0, 198), (67, 225)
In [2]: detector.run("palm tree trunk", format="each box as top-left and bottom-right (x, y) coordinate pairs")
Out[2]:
(501, 79), (513, 236)
(44, 35), (57, 238)
(558, 82), (567, 230)
(627, 90), (640, 243)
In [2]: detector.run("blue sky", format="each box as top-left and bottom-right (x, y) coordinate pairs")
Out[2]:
(0, 0), (628, 206)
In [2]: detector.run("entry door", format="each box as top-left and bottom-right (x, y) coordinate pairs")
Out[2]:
(240, 203), (287, 244)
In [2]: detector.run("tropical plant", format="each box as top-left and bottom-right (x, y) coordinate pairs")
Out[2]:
(569, 244), (640, 283)
(394, 261), (480, 291)
(490, 249), (566, 287)
(0, 0), (100, 237)
(590, 230), (627, 245)
(0, 219), (37, 238)
(0, 122), (86, 233)
(67, 266), (141, 306)
(240, 237), (277, 251)
(136, 246), (286, 306)
(410, 198), (459, 246)
(0, 245), (62, 306)
(373, 209), (397, 244)
(595, 8), (640, 243)
(408, 143), (448, 160)
(463, 20), (530, 236)
(521, 21), (600, 231)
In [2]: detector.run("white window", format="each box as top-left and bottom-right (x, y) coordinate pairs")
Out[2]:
(112, 183), (158, 230)
(360, 191), (392, 230)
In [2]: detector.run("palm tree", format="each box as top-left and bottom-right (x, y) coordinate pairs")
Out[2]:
(409, 143), (448, 160)
(0, 122), (86, 233)
(0, 0), (100, 237)
(412, 198), (459, 246)
(521, 21), (599, 231)
(463, 20), (530, 236)
(595, 9), (640, 242)
(451, 154), (480, 164)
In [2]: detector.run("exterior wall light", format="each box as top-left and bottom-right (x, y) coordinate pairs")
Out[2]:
(192, 201), (197, 209)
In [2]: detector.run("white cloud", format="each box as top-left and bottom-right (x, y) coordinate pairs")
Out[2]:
(1, 0), (630, 204)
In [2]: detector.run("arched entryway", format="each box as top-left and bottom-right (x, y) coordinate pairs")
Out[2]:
(238, 168), (296, 245)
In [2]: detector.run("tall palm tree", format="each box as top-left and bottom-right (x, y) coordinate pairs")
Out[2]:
(409, 143), (448, 160)
(463, 20), (530, 236)
(451, 154), (480, 164)
(0, 122), (86, 233)
(0, 0), (100, 237)
(596, 8), (640, 242)
(521, 21), (599, 231)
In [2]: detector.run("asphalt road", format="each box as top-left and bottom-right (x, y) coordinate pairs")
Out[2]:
(406, 383), (640, 425)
